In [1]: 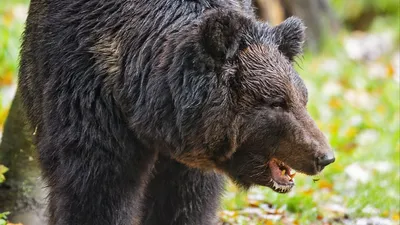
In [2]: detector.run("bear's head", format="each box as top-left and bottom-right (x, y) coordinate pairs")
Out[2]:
(167, 10), (335, 193)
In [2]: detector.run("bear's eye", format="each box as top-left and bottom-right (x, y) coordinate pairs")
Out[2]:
(270, 100), (287, 110)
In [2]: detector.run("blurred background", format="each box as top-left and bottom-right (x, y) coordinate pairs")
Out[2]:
(0, 0), (399, 224)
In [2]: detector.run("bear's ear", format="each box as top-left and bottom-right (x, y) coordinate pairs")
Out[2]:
(271, 17), (305, 61)
(200, 11), (250, 61)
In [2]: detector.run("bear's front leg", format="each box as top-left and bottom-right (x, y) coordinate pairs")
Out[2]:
(38, 131), (157, 225)
(141, 155), (224, 225)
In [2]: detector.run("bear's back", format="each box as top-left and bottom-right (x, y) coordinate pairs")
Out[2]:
(18, 0), (252, 128)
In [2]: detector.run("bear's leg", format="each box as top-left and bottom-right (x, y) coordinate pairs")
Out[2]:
(39, 136), (157, 225)
(142, 155), (224, 225)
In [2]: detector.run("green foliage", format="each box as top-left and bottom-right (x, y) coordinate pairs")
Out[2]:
(0, 212), (9, 225)
(0, 164), (8, 183)
(0, 164), (9, 224)
(330, 0), (399, 20)
(0, 2), (25, 81)
(0, 1), (27, 128)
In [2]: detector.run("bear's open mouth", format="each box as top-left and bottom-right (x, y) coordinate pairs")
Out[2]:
(268, 158), (296, 193)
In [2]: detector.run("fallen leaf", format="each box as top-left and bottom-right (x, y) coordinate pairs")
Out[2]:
(392, 213), (400, 221)
(328, 98), (342, 109)
(318, 180), (333, 190)
(302, 189), (314, 196)
(0, 71), (14, 86)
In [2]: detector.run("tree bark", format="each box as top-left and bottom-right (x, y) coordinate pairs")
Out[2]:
(254, 0), (341, 51)
(0, 92), (47, 225)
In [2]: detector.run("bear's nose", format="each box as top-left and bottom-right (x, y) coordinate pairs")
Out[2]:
(317, 151), (335, 168)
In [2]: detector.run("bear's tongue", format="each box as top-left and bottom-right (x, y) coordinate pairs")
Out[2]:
(268, 158), (296, 184)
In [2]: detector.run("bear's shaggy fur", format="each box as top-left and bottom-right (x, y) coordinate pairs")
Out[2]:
(19, 0), (334, 224)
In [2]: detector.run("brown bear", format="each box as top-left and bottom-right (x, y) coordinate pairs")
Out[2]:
(18, 0), (335, 224)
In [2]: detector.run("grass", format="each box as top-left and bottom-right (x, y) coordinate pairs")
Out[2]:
(0, 1), (399, 225)
(0, 0), (26, 78)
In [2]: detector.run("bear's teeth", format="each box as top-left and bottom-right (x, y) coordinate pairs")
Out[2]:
(286, 169), (296, 180)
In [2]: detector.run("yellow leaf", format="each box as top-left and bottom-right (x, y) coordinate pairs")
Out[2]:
(328, 123), (339, 134)
(341, 142), (357, 153)
(329, 98), (341, 109)
(248, 200), (261, 208)
(387, 64), (395, 78)
(392, 213), (400, 221)
(302, 189), (314, 196)
(318, 180), (333, 190)
(2, 11), (14, 26)
(263, 220), (274, 225)
(376, 105), (385, 114)
(345, 127), (358, 138)
(0, 71), (14, 86)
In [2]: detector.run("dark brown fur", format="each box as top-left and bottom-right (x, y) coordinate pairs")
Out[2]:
(18, 0), (334, 224)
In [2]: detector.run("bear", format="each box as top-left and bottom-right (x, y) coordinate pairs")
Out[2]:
(18, 0), (335, 225)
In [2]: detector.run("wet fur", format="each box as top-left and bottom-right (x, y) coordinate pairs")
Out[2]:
(18, 0), (331, 224)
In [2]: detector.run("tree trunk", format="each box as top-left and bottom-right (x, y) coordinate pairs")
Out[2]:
(254, 0), (341, 51)
(0, 92), (47, 225)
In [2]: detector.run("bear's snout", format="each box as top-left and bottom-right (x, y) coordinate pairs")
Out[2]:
(316, 150), (335, 170)
(305, 119), (335, 173)
(272, 108), (336, 176)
